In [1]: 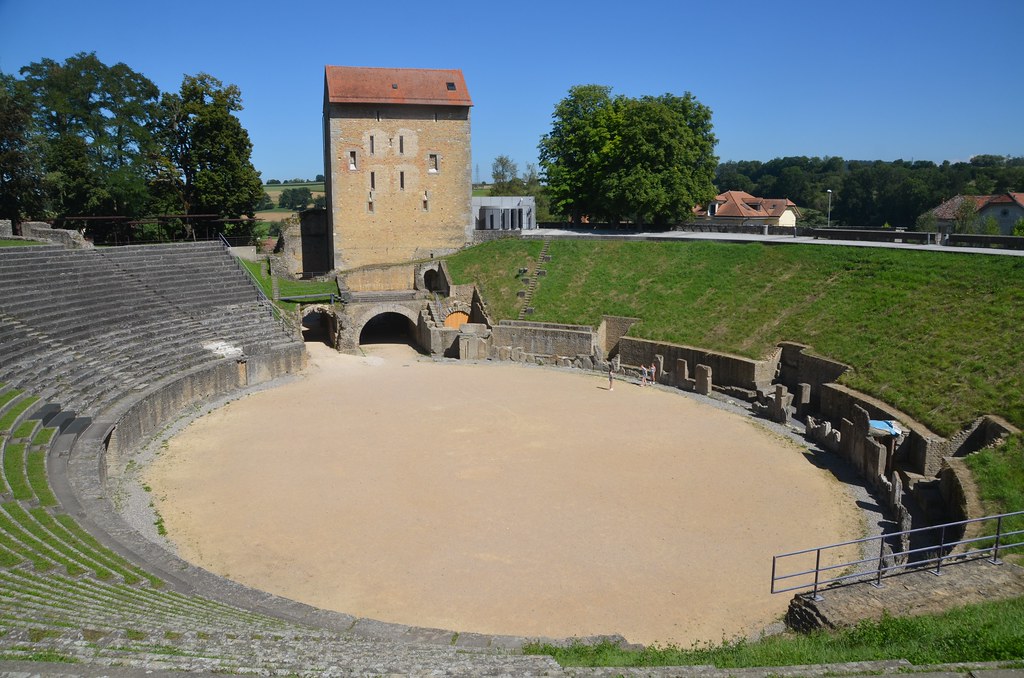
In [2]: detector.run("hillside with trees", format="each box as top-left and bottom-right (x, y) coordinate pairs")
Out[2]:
(716, 155), (1024, 228)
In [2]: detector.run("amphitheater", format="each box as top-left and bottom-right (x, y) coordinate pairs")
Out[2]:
(0, 236), (1022, 677)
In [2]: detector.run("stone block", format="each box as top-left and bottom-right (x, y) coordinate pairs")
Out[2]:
(695, 364), (713, 395)
(497, 346), (512, 361)
(511, 346), (523, 362)
(0, 219), (11, 237)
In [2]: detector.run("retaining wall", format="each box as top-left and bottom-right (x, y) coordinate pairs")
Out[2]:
(618, 336), (778, 393)
(490, 320), (595, 360)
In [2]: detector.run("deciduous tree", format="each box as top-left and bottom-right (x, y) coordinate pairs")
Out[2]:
(152, 73), (263, 226)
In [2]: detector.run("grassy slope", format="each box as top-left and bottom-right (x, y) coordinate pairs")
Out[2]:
(446, 240), (1024, 437)
(526, 595), (1024, 667)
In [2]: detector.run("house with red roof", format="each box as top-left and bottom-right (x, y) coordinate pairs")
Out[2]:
(693, 191), (801, 228)
(927, 193), (1024, 234)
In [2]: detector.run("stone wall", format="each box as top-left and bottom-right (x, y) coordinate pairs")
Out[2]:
(20, 222), (92, 249)
(618, 336), (778, 393)
(777, 342), (849, 410)
(820, 382), (945, 476)
(0, 219), (11, 237)
(597, 315), (639, 360)
(341, 263), (416, 292)
(105, 344), (307, 472)
(490, 320), (595, 361)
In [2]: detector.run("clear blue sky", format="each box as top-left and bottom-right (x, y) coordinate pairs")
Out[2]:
(2, 0), (1022, 183)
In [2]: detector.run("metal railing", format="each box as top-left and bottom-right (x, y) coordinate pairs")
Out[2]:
(771, 510), (1024, 600)
(217, 234), (293, 335)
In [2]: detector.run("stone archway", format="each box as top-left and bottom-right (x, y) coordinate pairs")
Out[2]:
(300, 304), (338, 347)
(343, 302), (424, 352)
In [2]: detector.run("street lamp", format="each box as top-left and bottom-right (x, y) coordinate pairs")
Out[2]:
(826, 189), (833, 228)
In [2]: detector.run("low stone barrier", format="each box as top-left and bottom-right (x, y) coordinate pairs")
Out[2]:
(617, 336), (777, 394)
(490, 320), (595, 361)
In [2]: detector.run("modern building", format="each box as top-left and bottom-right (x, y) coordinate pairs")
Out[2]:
(693, 190), (801, 227)
(471, 196), (537, 231)
(323, 66), (474, 271)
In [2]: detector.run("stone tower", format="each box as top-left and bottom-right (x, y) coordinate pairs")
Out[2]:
(323, 65), (473, 272)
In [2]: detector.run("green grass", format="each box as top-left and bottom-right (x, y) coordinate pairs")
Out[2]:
(0, 239), (42, 247)
(3, 442), (32, 500)
(25, 450), (58, 506)
(0, 388), (23, 410)
(965, 433), (1024, 558)
(446, 240), (1024, 436)
(444, 238), (542, 322)
(0, 395), (39, 432)
(527, 598), (1024, 668)
(239, 258), (337, 307)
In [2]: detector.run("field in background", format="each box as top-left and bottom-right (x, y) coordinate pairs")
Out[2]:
(446, 239), (1024, 437)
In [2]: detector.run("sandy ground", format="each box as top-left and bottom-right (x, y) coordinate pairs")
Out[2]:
(145, 342), (862, 646)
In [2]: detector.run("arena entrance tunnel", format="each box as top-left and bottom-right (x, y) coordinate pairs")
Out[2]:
(300, 305), (338, 347)
(358, 311), (419, 349)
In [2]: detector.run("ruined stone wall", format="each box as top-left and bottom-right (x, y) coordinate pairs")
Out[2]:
(326, 102), (472, 271)
(20, 222), (92, 249)
(820, 382), (945, 476)
(778, 342), (849, 409)
(0, 220), (12, 237)
(597, 315), (639, 360)
(618, 337), (777, 393)
(490, 320), (595, 360)
(341, 263), (416, 292)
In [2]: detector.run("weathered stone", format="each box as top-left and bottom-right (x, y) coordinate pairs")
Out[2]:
(0, 219), (12, 237)
(695, 363), (713, 395)
(497, 346), (512, 361)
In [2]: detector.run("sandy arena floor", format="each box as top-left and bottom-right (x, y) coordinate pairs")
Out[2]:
(145, 342), (861, 646)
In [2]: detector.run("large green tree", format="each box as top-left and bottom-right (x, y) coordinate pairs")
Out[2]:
(0, 74), (44, 222)
(539, 85), (717, 225)
(19, 52), (160, 218)
(152, 73), (263, 227)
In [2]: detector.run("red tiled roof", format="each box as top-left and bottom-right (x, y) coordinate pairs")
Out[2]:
(930, 193), (1024, 220)
(694, 191), (798, 218)
(325, 66), (472, 107)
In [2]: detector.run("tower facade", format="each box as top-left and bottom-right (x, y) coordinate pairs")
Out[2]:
(323, 66), (473, 271)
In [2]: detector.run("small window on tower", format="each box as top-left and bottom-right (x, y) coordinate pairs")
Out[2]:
(370, 172), (375, 190)
(400, 171), (405, 190)
(370, 135), (374, 155)
(428, 154), (439, 173)
(348, 151), (357, 170)
(399, 136), (404, 154)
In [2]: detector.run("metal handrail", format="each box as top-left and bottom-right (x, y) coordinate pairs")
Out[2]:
(771, 510), (1024, 600)
(218, 234), (291, 334)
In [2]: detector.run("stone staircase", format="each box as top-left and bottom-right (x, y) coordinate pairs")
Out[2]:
(0, 243), (295, 420)
(517, 238), (551, 320)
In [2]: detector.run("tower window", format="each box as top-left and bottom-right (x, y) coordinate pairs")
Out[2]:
(348, 150), (357, 170)
(400, 171), (405, 190)
(399, 136), (405, 154)
(370, 171), (375, 190)
(428, 154), (439, 173)
(370, 135), (374, 154)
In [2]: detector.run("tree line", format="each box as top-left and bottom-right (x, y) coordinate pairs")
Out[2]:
(0, 52), (262, 241)
(716, 155), (1024, 228)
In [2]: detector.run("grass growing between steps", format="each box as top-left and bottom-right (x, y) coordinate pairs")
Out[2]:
(525, 597), (1024, 668)
(446, 240), (1024, 437)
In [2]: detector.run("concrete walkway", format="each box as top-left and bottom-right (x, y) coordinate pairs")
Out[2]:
(523, 228), (1024, 257)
